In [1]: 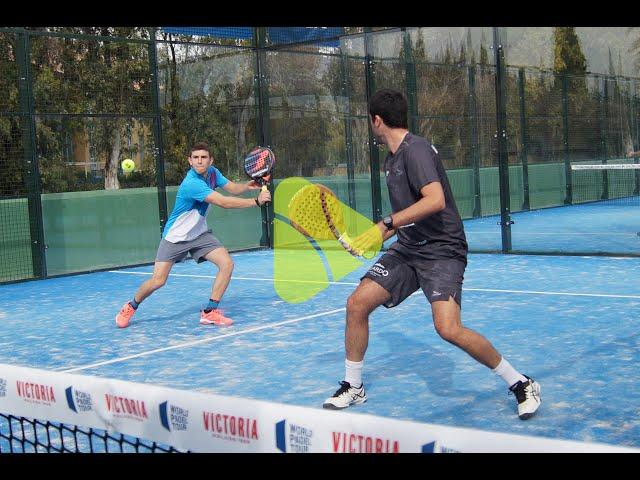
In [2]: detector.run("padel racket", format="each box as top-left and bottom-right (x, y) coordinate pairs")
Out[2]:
(244, 146), (275, 203)
(288, 183), (374, 259)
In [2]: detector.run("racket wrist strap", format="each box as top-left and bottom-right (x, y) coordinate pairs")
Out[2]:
(255, 197), (261, 207)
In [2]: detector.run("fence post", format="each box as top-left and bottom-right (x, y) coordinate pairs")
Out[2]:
(633, 79), (640, 195)
(253, 27), (272, 247)
(402, 29), (419, 134)
(16, 29), (46, 278)
(598, 76), (609, 199)
(562, 73), (572, 205)
(148, 28), (168, 238)
(468, 65), (482, 217)
(492, 28), (512, 253)
(340, 49), (357, 212)
(518, 68), (530, 211)
(364, 29), (382, 222)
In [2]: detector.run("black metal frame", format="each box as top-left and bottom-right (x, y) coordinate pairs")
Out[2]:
(3, 26), (640, 285)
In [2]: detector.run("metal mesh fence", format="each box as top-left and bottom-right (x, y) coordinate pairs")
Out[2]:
(2, 27), (640, 285)
(0, 31), (35, 282)
(158, 27), (254, 46)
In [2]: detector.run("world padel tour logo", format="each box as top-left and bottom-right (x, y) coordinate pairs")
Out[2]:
(65, 386), (93, 413)
(332, 430), (400, 453)
(104, 393), (148, 421)
(275, 419), (313, 453)
(0, 378), (6, 397)
(422, 441), (458, 453)
(202, 410), (259, 444)
(16, 379), (57, 405)
(273, 177), (382, 304)
(159, 401), (189, 432)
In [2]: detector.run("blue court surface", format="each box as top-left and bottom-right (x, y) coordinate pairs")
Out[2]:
(465, 198), (640, 254)
(1, 249), (639, 450)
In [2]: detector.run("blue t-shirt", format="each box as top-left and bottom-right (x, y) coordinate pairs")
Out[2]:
(162, 166), (229, 242)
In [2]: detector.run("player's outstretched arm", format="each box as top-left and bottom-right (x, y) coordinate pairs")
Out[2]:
(222, 180), (262, 195)
(205, 190), (270, 209)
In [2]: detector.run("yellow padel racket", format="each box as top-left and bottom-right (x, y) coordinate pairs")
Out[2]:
(288, 183), (372, 259)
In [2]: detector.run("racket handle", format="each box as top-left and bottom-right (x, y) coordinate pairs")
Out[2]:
(338, 233), (362, 258)
(259, 184), (271, 206)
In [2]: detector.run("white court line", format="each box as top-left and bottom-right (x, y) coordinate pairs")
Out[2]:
(107, 270), (359, 286)
(58, 308), (345, 373)
(108, 271), (640, 299)
(465, 231), (639, 236)
(464, 288), (640, 299)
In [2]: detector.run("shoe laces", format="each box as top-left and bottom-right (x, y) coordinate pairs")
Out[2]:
(509, 380), (529, 403)
(333, 381), (353, 397)
(121, 303), (134, 315)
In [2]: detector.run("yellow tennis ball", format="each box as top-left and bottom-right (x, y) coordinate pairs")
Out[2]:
(121, 158), (135, 173)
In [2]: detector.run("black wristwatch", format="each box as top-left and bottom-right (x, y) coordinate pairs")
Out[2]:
(255, 197), (261, 207)
(382, 215), (394, 230)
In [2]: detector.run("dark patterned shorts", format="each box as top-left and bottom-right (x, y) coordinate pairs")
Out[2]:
(362, 252), (465, 308)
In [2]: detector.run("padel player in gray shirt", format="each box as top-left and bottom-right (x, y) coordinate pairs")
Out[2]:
(323, 89), (541, 421)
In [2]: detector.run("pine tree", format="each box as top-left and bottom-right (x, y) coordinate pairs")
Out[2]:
(466, 29), (475, 65)
(459, 40), (466, 65)
(608, 47), (616, 76)
(553, 27), (587, 75)
(479, 30), (488, 67)
(413, 32), (426, 61)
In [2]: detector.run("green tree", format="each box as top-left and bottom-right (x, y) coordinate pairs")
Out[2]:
(553, 27), (587, 75)
(0, 32), (24, 197)
(23, 27), (153, 192)
(629, 27), (640, 74)
(479, 30), (489, 67)
(156, 31), (257, 186)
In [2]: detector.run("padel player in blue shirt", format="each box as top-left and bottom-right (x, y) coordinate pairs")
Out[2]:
(116, 141), (270, 328)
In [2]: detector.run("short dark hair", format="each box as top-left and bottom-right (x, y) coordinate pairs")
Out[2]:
(368, 88), (408, 129)
(190, 141), (211, 156)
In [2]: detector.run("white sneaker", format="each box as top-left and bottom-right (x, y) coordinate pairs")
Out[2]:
(509, 375), (541, 420)
(323, 381), (367, 410)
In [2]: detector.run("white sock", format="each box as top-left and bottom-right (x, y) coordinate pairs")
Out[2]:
(492, 357), (527, 387)
(345, 359), (363, 387)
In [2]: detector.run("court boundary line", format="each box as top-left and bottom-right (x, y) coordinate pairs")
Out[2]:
(464, 231), (639, 237)
(108, 271), (640, 299)
(58, 308), (346, 373)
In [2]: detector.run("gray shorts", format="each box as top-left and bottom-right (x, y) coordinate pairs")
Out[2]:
(362, 252), (465, 308)
(155, 232), (224, 264)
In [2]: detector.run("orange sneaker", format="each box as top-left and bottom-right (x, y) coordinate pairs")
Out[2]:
(200, 309), (233, 326)
(116, 302), (136, 328)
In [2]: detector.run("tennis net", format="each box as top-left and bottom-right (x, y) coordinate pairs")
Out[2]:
(0, 413), (180, 453)
(571, 162), (640, 206)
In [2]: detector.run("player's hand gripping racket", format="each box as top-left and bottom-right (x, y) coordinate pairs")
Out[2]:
(244, 146), (275, 204)
(288, 183), (378, 259)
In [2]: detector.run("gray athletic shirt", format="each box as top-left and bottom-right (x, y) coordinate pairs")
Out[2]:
(384, 132), (468, 263)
